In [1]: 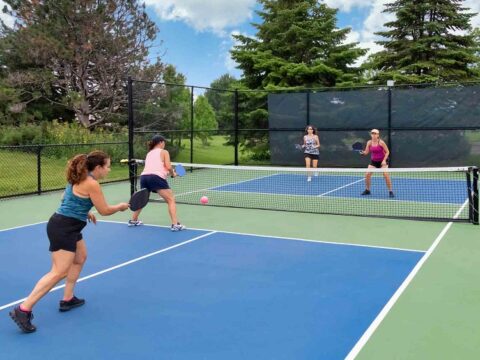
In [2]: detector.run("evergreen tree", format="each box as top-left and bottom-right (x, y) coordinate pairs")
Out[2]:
(231, 0), (366, 89)
(368, 0), (479, 83)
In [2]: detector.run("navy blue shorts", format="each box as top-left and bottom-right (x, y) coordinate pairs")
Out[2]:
(140, 174), (170, 192)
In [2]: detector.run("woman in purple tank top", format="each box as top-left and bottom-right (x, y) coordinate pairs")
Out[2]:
(360, 129), (394, 197)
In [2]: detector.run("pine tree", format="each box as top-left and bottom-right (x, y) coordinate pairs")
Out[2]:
(368, 0), (479, 83)
(231, 0), (366, 89)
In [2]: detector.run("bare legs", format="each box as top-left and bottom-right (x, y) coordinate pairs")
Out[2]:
(364, 165), (393, 193)
(305, 157), (318, 180)
(131, 188), (180, 225)
(21, 249), (77, 311)
(63, 240), (87, 301)
(158, 189), (179, 224)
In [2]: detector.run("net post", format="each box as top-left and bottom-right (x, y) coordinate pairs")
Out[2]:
(234, 89), (239, 166)
(473, 167), (479, 225)
(127, 76), (135, 196)
(190, 86), (194, 164)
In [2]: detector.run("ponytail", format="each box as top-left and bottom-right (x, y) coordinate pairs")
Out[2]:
(66, 154), (88, 185)
(66, 150), (109, 184)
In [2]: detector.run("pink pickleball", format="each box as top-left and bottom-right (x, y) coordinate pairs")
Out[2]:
(200, 196), (209, 204)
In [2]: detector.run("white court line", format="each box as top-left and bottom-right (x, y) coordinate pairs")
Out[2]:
(317, 178), (365, 197)
(99, 220), (426, 254)
(0, 231), (216, 312)
(344, 199), (469, 360)
(0, 221), (47, 233)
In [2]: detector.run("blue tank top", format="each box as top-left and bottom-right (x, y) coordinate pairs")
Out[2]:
(56, 183), (94, 222)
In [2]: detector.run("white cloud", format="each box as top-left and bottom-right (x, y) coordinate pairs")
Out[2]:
(144, 0), (256, 36)
(464, 0), (480, 28)
(323, 0), (372, 12)
(223, 30), (251, 74)
(0, 1), (15, 28)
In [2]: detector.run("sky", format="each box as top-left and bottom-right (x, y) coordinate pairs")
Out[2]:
(143, 0), (480, 87)
(1, 0), (480, 87)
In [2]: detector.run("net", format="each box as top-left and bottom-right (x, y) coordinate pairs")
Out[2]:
(132, 163), (479, 224)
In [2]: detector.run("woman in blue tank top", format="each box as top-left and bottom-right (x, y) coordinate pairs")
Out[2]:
(9, 151), (129, 333)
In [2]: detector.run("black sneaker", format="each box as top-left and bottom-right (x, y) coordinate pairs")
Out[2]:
(361, 190), (371, 195)
(59, 296), (85, 312)
(389, 191), (395, 198)
(9, 306), (36, 333)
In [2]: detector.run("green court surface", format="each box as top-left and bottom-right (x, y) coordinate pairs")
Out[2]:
(1, 182), (479, 359)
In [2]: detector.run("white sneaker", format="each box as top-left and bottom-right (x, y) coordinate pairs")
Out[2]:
(171, 223), (186, 232)
(307, 177), (312, 182)
(128, 220), (143, 227)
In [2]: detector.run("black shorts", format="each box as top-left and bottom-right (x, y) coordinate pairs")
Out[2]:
(140, 174), (170, 192)
(304, 153), (319, 160)
(370, 160), (387, 168)
(47, 213), (87, 253)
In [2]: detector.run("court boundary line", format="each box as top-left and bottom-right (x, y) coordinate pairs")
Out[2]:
(0, 221), (47, 233)
(98, 220), (426, 253)
(317, 178), (365, 197)
(344, 199), (469, 360)
(0, 231), (216, 312)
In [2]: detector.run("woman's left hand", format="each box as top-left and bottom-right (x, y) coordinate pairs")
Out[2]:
(381, 160), (387, 166)
(87, 212), (97, 224)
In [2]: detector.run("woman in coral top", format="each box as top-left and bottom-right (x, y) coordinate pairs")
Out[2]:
(128, 135), (186, 231)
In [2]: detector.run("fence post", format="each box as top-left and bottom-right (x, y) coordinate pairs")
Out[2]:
(306, 90), (310, 126)
(127, 76), (135, 195)
(234, 89), (239, 166)
(190, 86), (194, 164)
(387, 86), (393, 166)
(37, 145), (42, 195)
(473, 167), (479, 225)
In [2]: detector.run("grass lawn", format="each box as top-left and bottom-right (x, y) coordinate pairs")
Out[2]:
(0, 150), (128, 197)
(173, 135), (268, 165)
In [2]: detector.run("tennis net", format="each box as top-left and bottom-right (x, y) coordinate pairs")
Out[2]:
(132, 163), (479, 224)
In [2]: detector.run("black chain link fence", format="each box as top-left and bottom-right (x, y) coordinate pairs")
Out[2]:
(0, 142), (129, 198)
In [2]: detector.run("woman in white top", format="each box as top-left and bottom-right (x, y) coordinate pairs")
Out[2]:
(128, 135), (186, 231)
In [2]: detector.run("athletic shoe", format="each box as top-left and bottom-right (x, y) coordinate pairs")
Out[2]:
(307, 177), (312, 182)
(59, 296), (85, 312)
(9, 306), (36, 333)
(128, 220), (143, 227)
(171, 223), (186, 232)
(389, 191), (395, 198)
(361, 190), (371, 195)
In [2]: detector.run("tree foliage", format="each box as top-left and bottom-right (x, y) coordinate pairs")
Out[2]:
(204, 74), (238, 130)
(0, 0), (162, 127)
(193, 95), (218, 145)
(231, 0), (366, 89)
(366, 0), (480, 83)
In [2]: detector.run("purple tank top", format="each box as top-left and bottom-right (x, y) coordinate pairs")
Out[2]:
(370, 143), (385, 162)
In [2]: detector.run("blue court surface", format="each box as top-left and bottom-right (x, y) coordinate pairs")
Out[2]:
(213, 174), (466, 204)
(0, 221), (424, 359)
